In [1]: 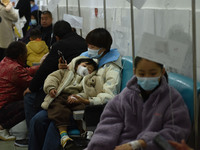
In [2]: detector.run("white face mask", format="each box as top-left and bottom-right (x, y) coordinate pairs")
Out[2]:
(76, 65), (89, 77)
(88, 48), (103, 59)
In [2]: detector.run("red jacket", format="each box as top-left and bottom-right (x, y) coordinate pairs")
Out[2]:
(0, 57), (39, 109)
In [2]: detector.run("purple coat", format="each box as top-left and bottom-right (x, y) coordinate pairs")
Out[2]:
(86, 76), (191, 150)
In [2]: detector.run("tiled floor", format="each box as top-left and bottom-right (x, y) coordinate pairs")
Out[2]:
(0, 140), (28, 150)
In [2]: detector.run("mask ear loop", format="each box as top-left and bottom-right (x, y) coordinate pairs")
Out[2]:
(168, 85), (177, 141)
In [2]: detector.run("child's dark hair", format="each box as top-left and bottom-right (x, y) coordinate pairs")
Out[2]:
(75, 58), (98, 71)
(5, 41), (26, 59)
(86, 28), (112, 52)
(134, 56), (168, 82)
(30, 29), (42, 40)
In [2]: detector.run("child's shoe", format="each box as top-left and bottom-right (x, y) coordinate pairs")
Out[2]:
(61, 135), (74, 149)
(0, 129), (16, 141)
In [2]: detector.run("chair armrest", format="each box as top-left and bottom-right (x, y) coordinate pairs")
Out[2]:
(73, 110), (85, 120)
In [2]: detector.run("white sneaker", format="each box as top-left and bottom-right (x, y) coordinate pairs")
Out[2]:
(0, 129), (16, 141)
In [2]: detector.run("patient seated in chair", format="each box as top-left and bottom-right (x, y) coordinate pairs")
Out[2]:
(41, 56), (102, 149)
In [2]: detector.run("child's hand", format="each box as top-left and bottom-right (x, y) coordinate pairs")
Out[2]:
(49, 89), (57, 98)
(67, 95), (80, 104)
(70, 95), (90, 105)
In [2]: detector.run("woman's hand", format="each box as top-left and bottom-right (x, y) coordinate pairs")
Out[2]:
(169, 140), (193, 150)
(58, 57), (68, 69)
(49, 89), (57, 98)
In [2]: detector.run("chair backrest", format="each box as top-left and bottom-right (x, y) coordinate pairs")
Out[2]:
(121, 56), (133, 91)
(120, 56), (200, 122)
(168, 72), (200, 122)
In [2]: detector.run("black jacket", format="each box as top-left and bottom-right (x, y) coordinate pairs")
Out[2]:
(29, 32), (87, 92)
(36, 24), (56, 48)
(15, 0), (31, 36)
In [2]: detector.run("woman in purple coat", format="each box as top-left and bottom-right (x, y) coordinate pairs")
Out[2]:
(86, 56), (191, 150)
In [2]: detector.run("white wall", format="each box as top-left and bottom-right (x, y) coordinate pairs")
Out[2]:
(39, 0), (200, 81)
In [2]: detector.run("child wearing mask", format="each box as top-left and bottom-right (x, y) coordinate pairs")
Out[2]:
(42, 56), (99, 149)
(26, 28), (49, 66)
(85, 56), (191, 150)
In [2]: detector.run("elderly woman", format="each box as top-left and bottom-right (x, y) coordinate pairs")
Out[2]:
(0, 41), (39, 141)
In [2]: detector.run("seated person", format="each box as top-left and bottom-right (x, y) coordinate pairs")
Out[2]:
(42, 56), (98, 149)
(85, 56), (191, 150)
(0, 41), (39, 141)
(26, 28), (49, 66)
(28, 28), (122, 150)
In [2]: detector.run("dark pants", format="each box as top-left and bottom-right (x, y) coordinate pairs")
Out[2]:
(48, 93), (85, 127)
(0, 100), (25, 129)
(24, 89), (45, 129)
(29, 110), (60, 150)
(0, 47), (6, 61)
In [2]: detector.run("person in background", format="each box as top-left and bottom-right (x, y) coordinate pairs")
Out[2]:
(15, 0), (31, 36)
(85, 56), (191, 150)
(0, 0), (18, 61)
(0, 41), (39, 142)
(35, 10), (56, 48)
(30, 0), (38, 12)
(20, 10), (42, 44)
(30, 10), (41, 27)
(28, 28), (122, 150)
(26, 28), (49, 66)
(23, 20), (87, 137)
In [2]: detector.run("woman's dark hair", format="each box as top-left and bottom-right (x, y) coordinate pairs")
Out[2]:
(31, 10), (42, 26)
(86, 28), (112, 52)
(30, 29), (42, 39)
(134, 56), (168, 82)
(5, 41), (27, 59)
(75, 58), (98, 71)
(53, 20), (72, 39)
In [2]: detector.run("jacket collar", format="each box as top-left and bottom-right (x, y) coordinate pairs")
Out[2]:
(80, 48), (120, 68)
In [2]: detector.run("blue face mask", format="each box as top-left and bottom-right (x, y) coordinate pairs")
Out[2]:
(88, 48), (103, 59)
(137, 76), (160, 91)
(31, 19), (37, 25)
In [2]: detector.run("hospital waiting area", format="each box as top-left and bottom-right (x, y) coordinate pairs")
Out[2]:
(1, 0), (200, 150)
